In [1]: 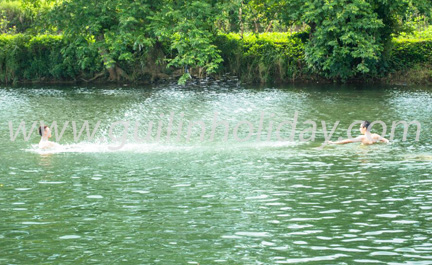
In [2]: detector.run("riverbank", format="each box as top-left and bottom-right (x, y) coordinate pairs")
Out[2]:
(1, 32), (432, 85)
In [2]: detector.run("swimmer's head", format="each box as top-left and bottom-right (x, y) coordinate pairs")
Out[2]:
(359, 120), (371, 134)
(38, 126), (51, 138)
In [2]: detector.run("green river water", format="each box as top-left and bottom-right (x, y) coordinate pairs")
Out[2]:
(0, 83), (431, 264)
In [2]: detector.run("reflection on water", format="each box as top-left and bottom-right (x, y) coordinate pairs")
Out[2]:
(37, 153), (54, 167)
(0, 83), (431, 264)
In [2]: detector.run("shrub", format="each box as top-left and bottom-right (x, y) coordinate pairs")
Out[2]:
(2, 31), (432, 84)
(0, 34), (101, 83)
(0, 1), (34, 33)
(390, 39), (432, 70)
(216, 32), (307, 83)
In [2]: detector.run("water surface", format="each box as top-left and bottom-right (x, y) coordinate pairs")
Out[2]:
(0, 83), (431, 264)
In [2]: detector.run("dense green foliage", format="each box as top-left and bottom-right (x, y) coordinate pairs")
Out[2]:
(0, 0), (432, 84)
(275, 0), (432, 80)
(0, 1), (30, 33)
(391, 39), (432, 70)
(46, 0), (157, 81)
(0, 0), (53, 34)
(3, 31), (432, 84)
(0, 34), (100, 82)
(44, 0), (229, 83)
(216, 32), (307, 83)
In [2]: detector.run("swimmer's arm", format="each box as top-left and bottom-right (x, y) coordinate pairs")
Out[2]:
(379, 137), (390, 143)
(328, 136), (362, 144)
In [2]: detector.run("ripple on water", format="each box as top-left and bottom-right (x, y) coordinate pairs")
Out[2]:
(363, 230), (405, 236)
(234, 232), (271, 237)
(376, 213), (403, 218)
(391, 220), (419, 224)
(131, 190), (150, 194)
(59, 235), (81, 239)
(86, 195), (104, 199)
(22, 222), (51, 225)
(274, 254), (349, 264)
(352, 259), (383, 263)
(369, 251), (399, 257)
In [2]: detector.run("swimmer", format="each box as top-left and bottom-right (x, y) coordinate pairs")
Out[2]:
(329, 120), (389, 145)
(38, 126), (59, 149)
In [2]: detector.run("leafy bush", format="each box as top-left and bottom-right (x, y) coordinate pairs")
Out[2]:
(390, 39), (432, 70)
(397, 25), (432, 40)
(2, 31), (432, 84)
(216, 32), (307, 83)
(0, 1), (35, 33)
(0, 34), (101, 83)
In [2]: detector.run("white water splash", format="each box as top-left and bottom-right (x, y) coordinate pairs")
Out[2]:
(24, 140), (301, 154)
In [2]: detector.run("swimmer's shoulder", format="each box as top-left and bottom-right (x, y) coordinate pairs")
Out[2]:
(372, 133), (389, 143)
(362, 134), (389, 144)
(360, 135), (376, 145)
